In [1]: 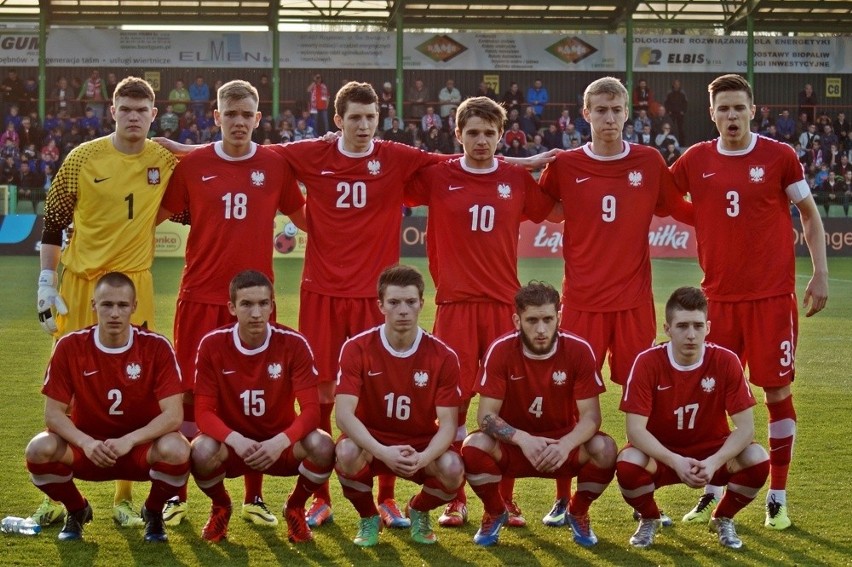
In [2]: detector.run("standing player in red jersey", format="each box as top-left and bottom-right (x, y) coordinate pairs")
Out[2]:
(25, 272), (189, 542)
(617, 287), (769, 549)
(405, 96), (558, 528)
(190, 271), (334, 543)
(334, 265), (463, 547)
(462, 281), (615, 547)
(670, 74), (827, 531)
(158, 80), (306, 528)
(538, 76), (690, 526)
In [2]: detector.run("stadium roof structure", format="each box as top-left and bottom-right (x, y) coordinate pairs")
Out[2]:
(1, 0), (851, 33)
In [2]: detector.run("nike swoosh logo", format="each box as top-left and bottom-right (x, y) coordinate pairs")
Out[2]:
(702, 172), (716, 178)
(778, 369), (792, 377)
(656, 385), (672, 391)
(83, 370), (99, 376)
(94, 177), (110, 183)
(321, 170), (335, 175)
(576, 177), (590, 183)
(202, 175), (217, 182)
(509, 375), (524, 381)
(449, 185), (464, 191)
(770, 444), (790, 452)
(367, 370), (383, 376)
(223, 370), (237, 375)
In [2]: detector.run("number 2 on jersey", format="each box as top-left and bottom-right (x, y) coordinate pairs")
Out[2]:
(336, 181), (367, 208)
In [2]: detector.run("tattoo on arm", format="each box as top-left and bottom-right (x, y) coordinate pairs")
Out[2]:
(481, 414), (516, 443)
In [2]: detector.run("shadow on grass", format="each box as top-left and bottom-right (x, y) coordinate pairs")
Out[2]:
(56, 537), (99, 567)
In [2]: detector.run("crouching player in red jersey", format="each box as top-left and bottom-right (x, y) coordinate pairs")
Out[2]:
(189, 271), (334, 543)
(462, 281), (616, 547)
(334, 265), (463, 547)
(617, 287), (769, 549)
(25, 272), (189, 542)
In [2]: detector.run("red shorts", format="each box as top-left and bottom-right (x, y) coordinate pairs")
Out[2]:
(70, 442), (152, 482)
(338, 434), (457, 485)
(642, 441), (763, 489)
(173, 300), (236, 390)
(434, 302), (514, 400)
(221, 444), (301, 478)
(496, 440), (583, 479)
(561, 301), (656, 386)
(708, 294), (798, 388)
(298, 289), (382, 384)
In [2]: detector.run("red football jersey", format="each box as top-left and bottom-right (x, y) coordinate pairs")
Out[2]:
(620, 342), (756, 456)
(194, 323), (318, 442)
(162, 142), (305, 304)
(42, 326), (183, 440)
(271, 138), (443, 298)
(336, 325), (461, 447)
(476, 331), (605, 439)
(671, 135), (809, 301)
(407, 158), (555, 304)
(540, 142), (682, 311)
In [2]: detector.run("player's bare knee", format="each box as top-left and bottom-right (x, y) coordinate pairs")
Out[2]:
(334, 438), (364, 473)
(303, 429), (335, 467)
(155, 432), (191, 464)
(587, 432), (617, 466)
(25, 431), (59, 464)
(190, 434), (221, 472)
(738, 443), (769, 468)
(436, 451), (465, 490)
(616, 446), (649, 467)
(461, 431), (492, 451)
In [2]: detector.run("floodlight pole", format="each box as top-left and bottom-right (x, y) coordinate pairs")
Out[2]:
(625, 16), (634, 116)
(396, 10), (404, 123)
(746, 14), (755, 86)
(271, 9), (281, 122)
(38, 8), (47, 120)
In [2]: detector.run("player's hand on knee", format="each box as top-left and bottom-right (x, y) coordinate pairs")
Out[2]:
(37, 270), (68, 335)
(85, 439), (117, 468)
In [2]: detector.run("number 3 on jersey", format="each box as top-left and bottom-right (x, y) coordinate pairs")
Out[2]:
(222, 192), (248, 219)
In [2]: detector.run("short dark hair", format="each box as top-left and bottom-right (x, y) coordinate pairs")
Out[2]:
(335, 81), (378, 118)
(708, 74), (754, 106)
(456, 96), (506, 133)
(113, 76), (155, 104)
(514, 281), (560, 313)
(229, 270), (273, 303)
(665, 286), (708, 322)
(95, 271), (136, 298)
(377, 265), (424, 301)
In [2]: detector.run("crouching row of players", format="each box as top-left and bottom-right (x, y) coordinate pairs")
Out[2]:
(24, 266), (769, 550)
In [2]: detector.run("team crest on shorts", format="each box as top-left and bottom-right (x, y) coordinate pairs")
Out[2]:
(413, 370), (429, 387)
(251, 170), (265, 187)
(147, 168), (160, 185)
(552, 370), (567, 386)
(748, 165), (766, 183)
(701, 376), (716, 393)
(126, 362), (142, 381)
(628, 170), (643, 187)
(367, 159), (382, 176)
(497, 183), (512, 199)
(268, 362), (283, 380)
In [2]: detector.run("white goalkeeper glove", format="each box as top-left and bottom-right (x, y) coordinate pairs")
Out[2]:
(37, 269), (68, 335)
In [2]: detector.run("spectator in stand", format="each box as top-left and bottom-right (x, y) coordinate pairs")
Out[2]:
(421, 106), (442, 134)
(1, 122), (20, 149)
(78, 70), (108, 120)
(189, 76), (210, 120)
(821, 124), (839, 149)
(562, 122), (582, 148)
(40, 139), (60, 168)
(79, 107), (100, 135)
(424, 126), (452, 154)
(843, 171), (852, 216)
(1, 155), (19, 185)
(50, 76), (76, 116)
(798, 84), (817, 124)
(519, 106), (540, 138)
(17, 160), (44, 212)
(542, 123), (563, 150)
(633, 108), (651, 135)
(817, 174), (843, 215)
(526, 79), (549, 118)
(82, 126), (98, 143)
(168, 80), (190, 115)
(650, 105), (674, 138)
(382, 107), (399, 133)
(825, 143), (841, 172)
(802, 140), (825, 170)
(504, 137), (529, 158)
(502, 82), (524, 116)
(438, 79), (462, 121)
(383, 118), (410, 145)
(105, 73), (119, 99)
(406, 122), (421, 146)
(558, 109), (571, 131)
(835, 154), (850, 177)
(814, 163), (830, 187)
(473, 81), (497, 101)
(294, 118), (316, 141)
(795, 111), (811, 136)
(503, 121), (527, 149)
(61, 124), (82, 154)
(754, 106), (774, 136)
(832, 112), (849, 140)
(799, 123), (819, 149)
(765, 124), (781, 142)
(378, 82), (395, 126)
(18, 116), (41, 149)
(632, 79), (653, 117)
(655, 123), (680, 153)
(527, 134), (547, 155)
(4, 104), (22, 131)
(623, 123), (638, 144)
(253, 119), (279, 145)
(22, 77), (38, 116)
(407, 78), (429, 120)
(306, 73), (330, 135)
(845, 131), (852, 161)
(662, 141), (680, 166)
(664, 79), (688, 143)
(256, 74), (272, 119)
(775, 109), (796, 144)
(158, 105), (179, 138)
(278, 120), (294, 143)
(505, 108), (520, 131)
(638, 124), (653, 146)
(573, 113), (591, 143)
(1, 69), (25, 115)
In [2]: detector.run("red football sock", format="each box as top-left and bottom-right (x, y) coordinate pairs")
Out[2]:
(195, 466), (231, 508)
(615, 461), (659, 519)
(337, 463), (378, 518)
(461, 445), (505, 515)
(767, 395), (796, 491)
(310, 403), (335, 504)
(376, 474), (396, 503)
(27, 461), (86, 512)
(570, 459), (615, 516)
(243, 472), (264, 503)
(714, 459), (770, 519)
(287, 459), (331, 510)
(410, 476), (455, 512)
(555, 477), (571, 500)
(450, 440), (467, 504)
(499, 476), (516, 503)
(147, 460), (190, 511)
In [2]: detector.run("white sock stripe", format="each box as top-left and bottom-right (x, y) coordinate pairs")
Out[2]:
(195, 472), (226, 489)
(30, 472), (73, 486)
(338, 476), (372, 493)
(576, 481), (608, 495)
(298, 462), (331, 484)
(150, 469), (189, 488)
(768, 418), (797, 439)
(619, 483), (655, 499)
(422, 485), (455, 502)
(727, 482), (761, 499)
(465, 472), (501, 486)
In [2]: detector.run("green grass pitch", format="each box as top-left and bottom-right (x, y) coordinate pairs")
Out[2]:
(1, 255), (850, 565)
